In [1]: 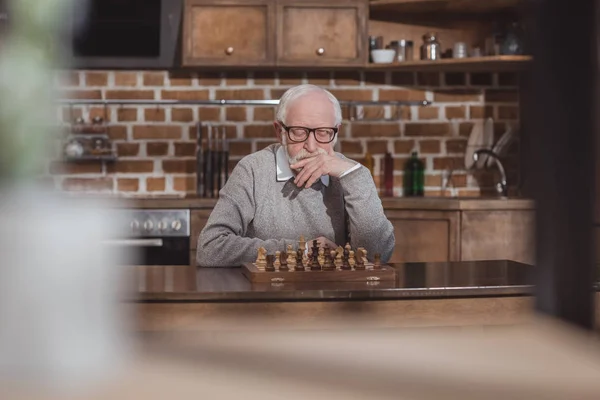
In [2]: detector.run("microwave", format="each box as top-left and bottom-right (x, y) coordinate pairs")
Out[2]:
(63, 0), (182, 69)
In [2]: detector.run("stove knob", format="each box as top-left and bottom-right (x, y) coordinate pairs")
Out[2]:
(130, 220), (140, 233)
(157, 220), (168, 231)
(143, 220), (154, 232)
(171, 219), (182, 231)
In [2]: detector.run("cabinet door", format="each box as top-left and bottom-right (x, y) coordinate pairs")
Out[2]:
(183, 0), (275, 66)
(276, 0), (368, 67)
(385, 210), (461, 263)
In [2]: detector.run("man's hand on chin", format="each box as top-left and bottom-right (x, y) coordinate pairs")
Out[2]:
(290, 152), (355, 188)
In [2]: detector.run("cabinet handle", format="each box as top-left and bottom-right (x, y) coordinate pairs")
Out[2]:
(225, 47), (234, 55)
(316, 47), (325, 56)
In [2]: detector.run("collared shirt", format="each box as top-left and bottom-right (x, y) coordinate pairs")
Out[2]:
(275, 145), (361, 185)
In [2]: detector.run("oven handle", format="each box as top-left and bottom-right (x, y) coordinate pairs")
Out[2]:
(102, 239), (164, 247)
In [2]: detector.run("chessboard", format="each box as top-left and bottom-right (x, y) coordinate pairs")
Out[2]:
(241, 237), (396, 284)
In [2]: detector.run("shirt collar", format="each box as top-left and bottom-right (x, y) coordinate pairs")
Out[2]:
(275, 145), (329, 186)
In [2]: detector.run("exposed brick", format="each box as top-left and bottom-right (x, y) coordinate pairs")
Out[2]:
(143, 72), (166, 86)
(417, 72), (441, 86)
(306, 71), (331, 86)
(117, 143), (140, 157)
(366, 140), (389, 154)
(392, 105), (412, 120)
(117, 178), (139, 192)
(278, 72), (304, 85)
(340, 140), (363, 154)
(451, 174), (468, 187)
(117, 108), (138, 122)
(270, 88), (288, 99)
(192, 125), (236, 140)
(228, 159), (239, 172)
(498, 105), (519, 120)
(254, 107), (275, 121)
(394, 139), (415, 154)
(133, 126), (181, 140)
(49, 161), (102, 175)
(144, 108), (166, 122)
(433, 156), (463, 170)
(444, 73), (465, 86)
(173, 176), (196, 193)
(392, 157), (410, 171)
(379, 89), (426, 101)
(174, 142), (196, 157)
(498, 72), (519, 86)
(61, 107), (83, 122)
(485, 89), (519, 102)
(328, 89), (373, 101)
(457, 188), (480, 197)
(114, 72), (138, 86)
(107, 161), (154, 174)
(59, 90), (102, 100)
(445, 106), (466, 119)
(364, 72), (386, 85)
(362, 106), (386, 120)
(146, 142), (170, 156)
(418, 107), (439, 120)
(226, 107), (247, 121)
(469, 105), (494, 119)
(56, 71), (80, 87)
(224, 71), (248, 86)
(391, 72), (415, 86)
(425, 174), (442, 187)
(162, 160), (196, 174)
(106, 90), (154, 100)
(433, 89), (481, 102)
(198, 107), (221, 121)
(405, 123), (451, 136)
(229, 141), (252, 156)
(244, 125), (275, 138)
(470, 73), (493, 86)
(215, 89), (264, 100)
(62, 178), (114, 192)
(85, 72), (108, 86)
(108, 125), (128, 140)
(169, 74), (193, 86)
(161, 90), (209, 101)
(255, 140), (277, 150)
(196, 71), (222, 86)
(146, 177), (166, 192)
(172, 108), (194, 122)
(351, 123), (400, 137)
(253, 71), (276, 85)
(89, 107), (109, 122)
(446, 139), (467, 153)
(419, 139), (441, 154)
(334, 71), (362, 86)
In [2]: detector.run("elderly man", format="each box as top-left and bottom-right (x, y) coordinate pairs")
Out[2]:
(197, 84), (394, 267)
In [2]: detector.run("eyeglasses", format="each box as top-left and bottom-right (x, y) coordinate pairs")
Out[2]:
(279, 121), (338, 144)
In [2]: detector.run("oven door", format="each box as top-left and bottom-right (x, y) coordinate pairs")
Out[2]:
(105, 237), (190, 266)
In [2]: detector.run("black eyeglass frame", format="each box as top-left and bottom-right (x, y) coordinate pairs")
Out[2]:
(278, 121), (338, 144)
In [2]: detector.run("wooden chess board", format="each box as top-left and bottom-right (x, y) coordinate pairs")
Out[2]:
(241, 262), (396, 283)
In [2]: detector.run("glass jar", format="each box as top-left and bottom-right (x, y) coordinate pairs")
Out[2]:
(389, 40), (414, 62)
(420, 32), (441, 60)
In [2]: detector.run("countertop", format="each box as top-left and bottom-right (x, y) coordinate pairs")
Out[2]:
(102, 195), (535, 211)
(128, 259), (537, 302)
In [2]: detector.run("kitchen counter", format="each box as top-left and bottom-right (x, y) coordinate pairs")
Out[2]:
(130, 259), (535, 302)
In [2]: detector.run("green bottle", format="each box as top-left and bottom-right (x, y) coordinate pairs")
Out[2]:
(403, 151), (424, 196)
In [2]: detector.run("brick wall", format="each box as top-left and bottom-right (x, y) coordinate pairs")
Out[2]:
(50, 69), (520, 197)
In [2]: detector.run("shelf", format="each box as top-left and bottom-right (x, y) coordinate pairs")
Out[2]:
(64, 155), (117, 163)
(366, 55), (531, 72)
(369, 0), (522, 15)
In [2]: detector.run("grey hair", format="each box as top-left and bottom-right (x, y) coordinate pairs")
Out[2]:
(275, 84), (343, 126)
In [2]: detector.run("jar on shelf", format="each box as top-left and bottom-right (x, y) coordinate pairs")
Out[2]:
(420, 32), (442, 60)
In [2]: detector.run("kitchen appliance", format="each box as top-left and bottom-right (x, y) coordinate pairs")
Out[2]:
(105, 209), (191, 266)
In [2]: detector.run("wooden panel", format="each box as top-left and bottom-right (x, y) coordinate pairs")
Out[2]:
(370, 0), (521, 15)
(385, 210), (460, 263)
(183, 0), (275, 66)
(366, 55), (531, 72)
(190, 210), (211, 251)
(276, 0), (368, 67)
(460, 210), (535, 264)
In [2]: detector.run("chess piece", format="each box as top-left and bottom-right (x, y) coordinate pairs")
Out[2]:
(349, 250), (357, 269)
(256, 246), (267, 267)
(357, 247), (368, 264)
(343, 245), (350, 264)
(310, 256), (321, 271)
(265, 254), (275, 272)
(355, 249), (365, 270)
(318, 247), (325, 266)
(302, 253), (309, 269)
(323, 252), (334, 271)
(341, 251), (351, 270)
(279, 251), (289, 271)
(299, 235), (306, 253)
(274, 251), (281, 270)
(287, 247), (296, 269)
(373, 253), (381, 270)
(334, 250), (343, 268)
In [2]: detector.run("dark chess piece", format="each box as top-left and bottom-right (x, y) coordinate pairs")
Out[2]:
(295, 249), (304, 271)
(373, 253), (382, 270)
(341, 255), (351, 270)
(310, 251), (321, 270)
(279, 251), (289, 271)
(265, 254), (275, 272)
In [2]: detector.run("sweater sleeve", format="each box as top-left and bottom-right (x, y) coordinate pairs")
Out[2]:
(338, 165), (395, 263)
(196, 159), (296, 267)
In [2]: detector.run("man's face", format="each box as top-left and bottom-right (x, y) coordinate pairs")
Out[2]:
(274, 92), (338, 168)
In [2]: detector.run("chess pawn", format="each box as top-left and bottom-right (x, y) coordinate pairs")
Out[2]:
(279, 250), (289, 271)
(318, 247), (325, 266)
(265, 254), (275, 272)
(287, 250), (296, 269)
(348, 250), (357, 269)
(273, 251), (281, 270)
(373, 253), (382, 270)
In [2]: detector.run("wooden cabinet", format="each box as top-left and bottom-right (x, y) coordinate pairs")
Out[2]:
(183, 0), (276, 66)
(276, 0), (368, 67)
(182, 0), (368, 67)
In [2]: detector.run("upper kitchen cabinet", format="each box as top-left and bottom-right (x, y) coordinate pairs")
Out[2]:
(276, 0), (368, 67)
(183, 0), (276, 66)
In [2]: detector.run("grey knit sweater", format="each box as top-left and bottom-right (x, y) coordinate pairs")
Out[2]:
(196, 143), (395, 267)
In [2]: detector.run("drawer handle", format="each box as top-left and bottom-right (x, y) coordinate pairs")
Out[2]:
(316, 47), (325, 56)
(225, 47), (234, 55)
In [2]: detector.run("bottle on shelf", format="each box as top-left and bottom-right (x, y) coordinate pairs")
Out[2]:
(403, 151), (424, 197)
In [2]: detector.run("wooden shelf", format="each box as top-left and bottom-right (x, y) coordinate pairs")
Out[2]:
(366, 55), (531, 72)
(369, 0), (522, 15)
